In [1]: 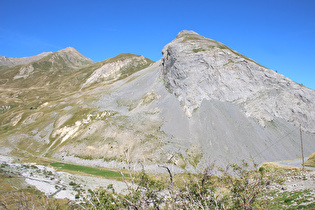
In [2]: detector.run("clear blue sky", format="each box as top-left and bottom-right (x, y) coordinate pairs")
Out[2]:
(1, 0), (314, 90)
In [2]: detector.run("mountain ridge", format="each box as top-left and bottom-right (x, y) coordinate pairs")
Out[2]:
(0, 31), (314, 173)
(0, 51), (53, 69)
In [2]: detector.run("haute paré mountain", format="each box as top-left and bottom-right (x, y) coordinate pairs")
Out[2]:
(1, 31), (314, 172)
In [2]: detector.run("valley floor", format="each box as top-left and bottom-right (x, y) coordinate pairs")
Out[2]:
(1, 151), (315, 209)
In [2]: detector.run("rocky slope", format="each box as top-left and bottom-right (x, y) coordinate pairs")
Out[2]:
(0, 31), (314, 173)
(161, 30), (315, 132)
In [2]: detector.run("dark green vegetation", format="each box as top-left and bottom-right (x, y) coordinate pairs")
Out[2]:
(50, 162), (125, 179)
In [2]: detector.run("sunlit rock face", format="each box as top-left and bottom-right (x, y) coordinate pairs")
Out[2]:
(161, 30), (315, 132)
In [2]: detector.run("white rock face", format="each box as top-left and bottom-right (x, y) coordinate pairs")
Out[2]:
(161, 30), (315, 132)
(13, 64), (35, 80)
(81, 55), (151, 88)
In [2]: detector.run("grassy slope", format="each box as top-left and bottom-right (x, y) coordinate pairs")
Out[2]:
(0, 52), (155, 165)
(0, 173), (71, 209)
(305, 152), (315, 167)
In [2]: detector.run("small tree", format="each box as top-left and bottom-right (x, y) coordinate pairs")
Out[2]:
(222, 160), (272, 209)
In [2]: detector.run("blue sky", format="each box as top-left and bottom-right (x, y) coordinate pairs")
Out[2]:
(1, 0), (315, 90)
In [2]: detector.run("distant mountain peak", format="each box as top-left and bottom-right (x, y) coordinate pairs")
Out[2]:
(58, 46), (79, 53)
(49, 47), (94, 69)
(0, 51), (53, 67)
(176, 30), (200, 37)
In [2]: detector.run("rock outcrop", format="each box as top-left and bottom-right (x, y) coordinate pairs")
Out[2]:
(81, 53), (154, 89)
(161, 30), (315, 132)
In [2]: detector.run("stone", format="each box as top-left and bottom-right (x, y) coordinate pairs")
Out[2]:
(161, 30), (315, 132)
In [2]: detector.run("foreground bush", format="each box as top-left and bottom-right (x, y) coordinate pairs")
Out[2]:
(81, 161), (284, 209)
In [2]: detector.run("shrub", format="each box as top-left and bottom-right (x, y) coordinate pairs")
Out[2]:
(81, 160), (281, 209)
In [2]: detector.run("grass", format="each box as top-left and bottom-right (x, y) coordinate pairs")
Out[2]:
(304, 152), (315, 167)
(263, 189), (315, 209)
(261, 161), (314, 171)
(50, 162), (126, 179)
(0, 173), (71, 209)
(177, 31), (267, 68)
(186, 146), (203, 168)
(192, 48), (206, 53)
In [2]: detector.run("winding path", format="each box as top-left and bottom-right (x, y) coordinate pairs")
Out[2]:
(273, 157), (315, 170)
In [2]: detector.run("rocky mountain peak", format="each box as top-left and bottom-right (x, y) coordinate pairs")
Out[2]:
(59, 46), (78, 53)
(176, 30), (200, 38)
(44, 47), (94, 70)
(161, 31), (315, 132)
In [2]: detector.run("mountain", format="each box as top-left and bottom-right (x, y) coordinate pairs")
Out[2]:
(0, 31), (314, 173)
(0, 52), (53, 69)
(0, 47), (94, 87)
(162, 30), (315, 132)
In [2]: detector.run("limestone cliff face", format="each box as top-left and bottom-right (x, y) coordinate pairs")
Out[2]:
(161, 30), (315, 132)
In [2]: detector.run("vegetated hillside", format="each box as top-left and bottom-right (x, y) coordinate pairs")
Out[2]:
(0, 49), (153, 124)
(0, 47), (94, 89)
(0, 31), (314, 173)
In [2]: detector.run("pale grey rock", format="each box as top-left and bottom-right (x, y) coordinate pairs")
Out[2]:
(13, 64), (35, 80)
(83, 57), (315, 170)
(161, 30), (315, 132)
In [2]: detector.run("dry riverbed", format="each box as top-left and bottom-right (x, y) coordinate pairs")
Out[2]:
(0, 154), (127, 201)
